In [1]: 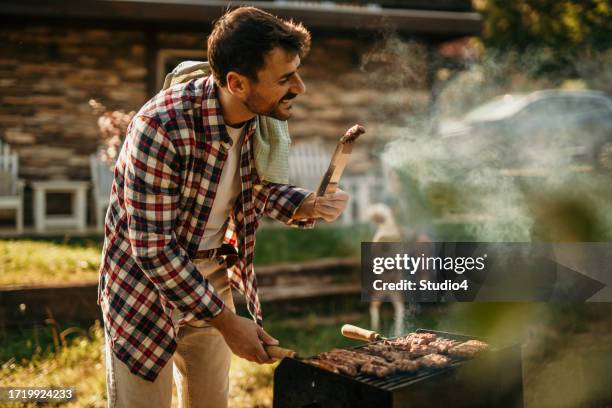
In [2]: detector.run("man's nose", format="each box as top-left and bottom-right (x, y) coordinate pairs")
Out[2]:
(291, 73), (306, 95)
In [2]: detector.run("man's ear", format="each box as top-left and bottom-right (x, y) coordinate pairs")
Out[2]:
(226, 72), (251, 99)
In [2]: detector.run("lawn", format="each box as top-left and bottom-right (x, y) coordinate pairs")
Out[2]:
(2, 305), (612, 407)
(0, 225), (370, 287)
(0, 240), (101, 286)
(2, 223), (611, 406)
(0, 313), (370, 408)
(0, 221), (507, 287)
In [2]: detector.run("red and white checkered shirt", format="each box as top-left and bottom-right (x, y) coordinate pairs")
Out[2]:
(97, 75), (314, 381)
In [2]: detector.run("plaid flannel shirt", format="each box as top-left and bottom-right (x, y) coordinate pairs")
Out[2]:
(97, 75), (314, 382)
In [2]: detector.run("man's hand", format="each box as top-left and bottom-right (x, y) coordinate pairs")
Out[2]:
(209, 308), (278, 364)
(294, 189), (349, 222)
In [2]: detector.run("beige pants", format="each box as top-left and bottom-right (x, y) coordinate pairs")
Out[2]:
(105, 258), (235, 408)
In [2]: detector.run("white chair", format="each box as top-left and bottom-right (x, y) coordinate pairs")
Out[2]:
(0, 140), (24, 233)
(90, 154), (114, 231)
(288, 140), (331, 192)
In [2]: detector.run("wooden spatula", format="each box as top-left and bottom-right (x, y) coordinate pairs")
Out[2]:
(316, 124), (366, 197)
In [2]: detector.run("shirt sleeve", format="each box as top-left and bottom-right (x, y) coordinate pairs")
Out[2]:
(123, 115), (225, 320)
(263, 182), (316, 228)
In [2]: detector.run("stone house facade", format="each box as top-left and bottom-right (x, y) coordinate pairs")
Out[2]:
(0, 0), (480, 228)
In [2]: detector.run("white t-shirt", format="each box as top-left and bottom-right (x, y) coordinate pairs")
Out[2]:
(198, 124), (245, 250)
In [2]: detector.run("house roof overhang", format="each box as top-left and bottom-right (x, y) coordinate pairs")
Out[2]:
(1, 0), (482, 40)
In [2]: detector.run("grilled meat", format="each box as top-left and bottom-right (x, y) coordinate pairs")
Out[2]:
(380, 350), (414, 362)
(362, 343), (396, 357)
(448, 340), (489, 358)
(429, 339), (462, 354)
(310, 357), (358, 376)
(306, 332), (489, 378)
(409, 344), (438, 358)
(418, 353), (451, 369)
(411, 333), (437, 345)
(463, 340), (488, 349)
(393, 359), (420, 373)
(360, 360), (396, 377)
(308, 359), (340, 374)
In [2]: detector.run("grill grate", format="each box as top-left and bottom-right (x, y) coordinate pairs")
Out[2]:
(346, 329), (486, 389)
(273, 329), (523, 408)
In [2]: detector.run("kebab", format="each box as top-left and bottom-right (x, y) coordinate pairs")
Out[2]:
(302, 325), (491, 378)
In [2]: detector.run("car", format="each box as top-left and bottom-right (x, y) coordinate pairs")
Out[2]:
(438, 90), (612, 171)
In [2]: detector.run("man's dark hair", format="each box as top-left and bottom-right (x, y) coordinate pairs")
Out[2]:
(207, 6), (311, 87)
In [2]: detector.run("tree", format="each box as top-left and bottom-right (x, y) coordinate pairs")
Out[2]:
(476, 0), (612, 52)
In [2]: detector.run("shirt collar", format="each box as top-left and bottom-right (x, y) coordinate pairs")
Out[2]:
(203, 76), (256, 147)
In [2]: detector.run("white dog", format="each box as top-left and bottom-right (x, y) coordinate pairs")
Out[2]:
(366, 203), (405, 337)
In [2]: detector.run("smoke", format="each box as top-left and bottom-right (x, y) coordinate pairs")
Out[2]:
(361, 35), (612, 243)
(359, 36), (612, 405)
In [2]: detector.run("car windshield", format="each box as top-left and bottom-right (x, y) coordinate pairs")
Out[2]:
(465, 94), (528, 122)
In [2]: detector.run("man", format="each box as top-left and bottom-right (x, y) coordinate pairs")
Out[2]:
(97, 6), (351, 408)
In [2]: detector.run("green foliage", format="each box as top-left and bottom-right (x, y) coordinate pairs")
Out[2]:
(478, 0), (612, 52)
(470, 1), (612, 88)
(253, 225), (371, 265)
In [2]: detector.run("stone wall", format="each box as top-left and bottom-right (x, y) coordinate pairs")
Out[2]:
(0, 26), (147, 181)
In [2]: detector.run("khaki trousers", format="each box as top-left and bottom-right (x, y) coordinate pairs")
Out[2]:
(105, 258), (235, 408)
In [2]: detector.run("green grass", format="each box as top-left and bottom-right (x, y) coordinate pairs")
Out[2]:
(254, 224), (370, 264)
(0, 225), (370, 287)
(2, 306), (612, 407)
(0, 324), (63, 364)
(0, 313), (370, 408)
(0, 240), (101, 286)
(0, 322), (106, 408)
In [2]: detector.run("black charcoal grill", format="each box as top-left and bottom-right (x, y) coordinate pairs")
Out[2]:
(273, 329), (523, 408)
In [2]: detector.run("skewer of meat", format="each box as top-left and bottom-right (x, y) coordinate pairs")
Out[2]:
(448, 339), (489, 358)
(308, 357), (358, 376)
(360, 360), (396, 377)
(417, 353), (451, 369)
(409, 344), (438, 358)
(308, 359), (340, 374)
(393, 359), (421, 373)
(380, 350), (414, 363)
(429, 339), (462, 354)
(319, 349), (370, 366)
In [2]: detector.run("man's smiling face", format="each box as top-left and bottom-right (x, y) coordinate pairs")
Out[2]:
(244, 47), (306, 121)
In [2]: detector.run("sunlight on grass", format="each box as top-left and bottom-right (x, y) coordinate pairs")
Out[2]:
(0, 225), (369, 287)
(0, 323), (106, 408)
(0, 315), (364, 408)
(0, 323), (277, 408)
(229, 358), (276, 408)
(0, 240), (101, 286)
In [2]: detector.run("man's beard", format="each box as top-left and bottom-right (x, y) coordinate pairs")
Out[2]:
(245, 91), (297, 121)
